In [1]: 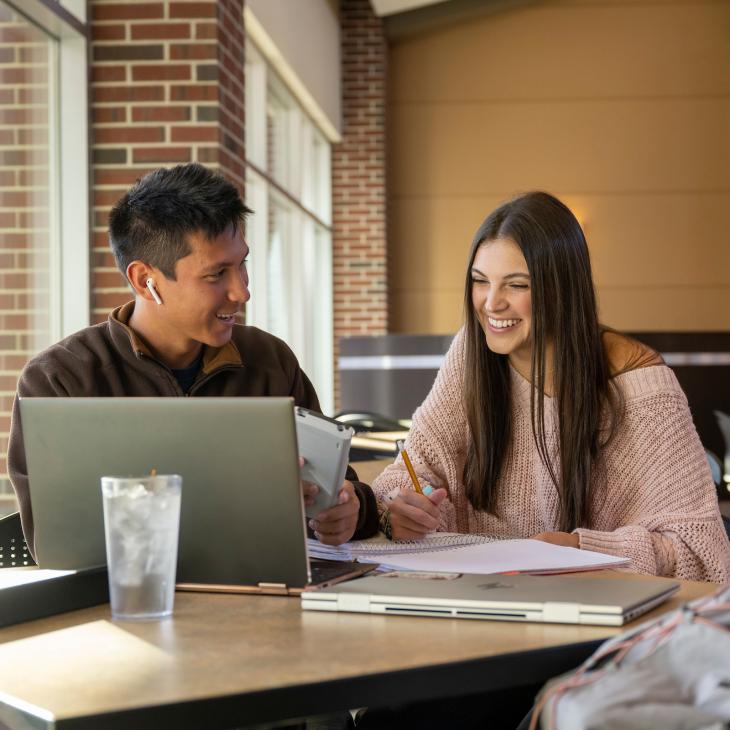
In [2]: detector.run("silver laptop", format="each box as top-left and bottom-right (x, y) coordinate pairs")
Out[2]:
(20, 397), (372, 594)
(301, 572), (680, 626)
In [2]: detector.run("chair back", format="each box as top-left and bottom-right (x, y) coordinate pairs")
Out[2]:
(706, 449), (723, 488)
(0, 512), (35, 567)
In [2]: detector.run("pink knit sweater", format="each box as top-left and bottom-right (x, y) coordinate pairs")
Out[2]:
(372, 330), (730, 583)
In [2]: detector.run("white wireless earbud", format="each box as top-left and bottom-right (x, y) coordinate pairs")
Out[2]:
(146, 278), (162, 305)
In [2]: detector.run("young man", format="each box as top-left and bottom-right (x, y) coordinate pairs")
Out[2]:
(8, 163), (378, 558)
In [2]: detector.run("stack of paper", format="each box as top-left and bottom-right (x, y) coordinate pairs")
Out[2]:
(308, 534), (630, 575)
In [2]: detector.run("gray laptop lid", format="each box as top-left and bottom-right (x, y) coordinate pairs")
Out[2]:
(20, 397), (310, 588)
(302, 572), (679, 625)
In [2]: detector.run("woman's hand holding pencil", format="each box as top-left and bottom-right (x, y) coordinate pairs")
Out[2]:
(386, 441), (448, 540)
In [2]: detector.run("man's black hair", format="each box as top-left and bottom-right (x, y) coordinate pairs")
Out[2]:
(108, 163), (252, 280)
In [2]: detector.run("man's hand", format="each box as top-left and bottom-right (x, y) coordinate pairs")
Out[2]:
(389, 487), (448, 541)
(308, 480), (360, 546)
(532, 531), (580, 549)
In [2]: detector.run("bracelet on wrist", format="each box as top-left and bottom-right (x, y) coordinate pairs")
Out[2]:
(378, 508), (393, 540)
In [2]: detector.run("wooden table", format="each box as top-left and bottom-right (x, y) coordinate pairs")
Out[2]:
(0, 572), (714, 729)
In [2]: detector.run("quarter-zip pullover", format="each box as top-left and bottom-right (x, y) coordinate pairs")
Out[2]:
(9, 302), (378, 555)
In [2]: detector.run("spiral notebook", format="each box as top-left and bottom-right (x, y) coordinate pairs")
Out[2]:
(308, 533), (631, 575)
(309, 532), (496, 559)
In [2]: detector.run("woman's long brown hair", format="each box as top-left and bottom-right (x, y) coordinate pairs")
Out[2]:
(462, 192), (621, 532)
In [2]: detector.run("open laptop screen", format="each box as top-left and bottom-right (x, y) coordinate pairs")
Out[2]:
(20, 397), (311, 588)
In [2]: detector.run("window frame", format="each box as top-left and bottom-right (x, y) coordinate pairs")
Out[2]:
(5, 0), (89, 340)
(244, 39), (335, 414)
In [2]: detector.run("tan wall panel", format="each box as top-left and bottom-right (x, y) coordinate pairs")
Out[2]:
(388, 197), (492, 332)
(598, 287), (730, 331)
(390, 98), (730, 196)
(390, 192), (730, 331)
(388, 196), (496, 287)
(390, 193), (730, 288)
(391, 285), (730, 335)
(388, 0), (730, 333)
(390, 288), (465, 334)
(578, 193), (730, 288)
(390, 2), (730, 101)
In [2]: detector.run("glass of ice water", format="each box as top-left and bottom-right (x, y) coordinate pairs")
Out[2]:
(101, 474), (182, 620)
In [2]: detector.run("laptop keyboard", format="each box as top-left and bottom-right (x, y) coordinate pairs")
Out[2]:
(309, 559), (361, 584)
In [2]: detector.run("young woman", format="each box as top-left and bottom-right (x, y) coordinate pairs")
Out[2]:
(373, 192), (730, 582)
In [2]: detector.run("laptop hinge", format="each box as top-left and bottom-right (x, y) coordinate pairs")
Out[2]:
(258, 582), (289, 595)
(543, 602), (581, 623)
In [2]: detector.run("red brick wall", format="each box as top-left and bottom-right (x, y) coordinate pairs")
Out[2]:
(332, 0), (388, 406)
(1, 0), (388, 496)
(90, 0), (245, 322)
(0, 7), (54, 499)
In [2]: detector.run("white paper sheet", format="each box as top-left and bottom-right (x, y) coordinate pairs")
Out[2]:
(353, 539), (630, 575)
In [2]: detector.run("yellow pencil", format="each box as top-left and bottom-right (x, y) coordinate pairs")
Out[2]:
(396, 439), (424, 495)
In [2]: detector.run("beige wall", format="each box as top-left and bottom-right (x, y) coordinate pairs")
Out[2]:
(388, 0), (730, 333)
(246, 0), (341, 137)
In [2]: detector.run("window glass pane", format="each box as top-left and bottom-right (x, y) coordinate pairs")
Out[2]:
(264, 192), (334, 415)
(266, 196), (290, 344)
(245, 40), (334, 413)
(312, 224), (333, 415)
(314, 130), (331, 225)
(244, 167), (268, 326)
(244, 46), (266, 171)
(266, 86), (289, 190)
(300, 123), (315, 215)
(0, 2), (57, 505)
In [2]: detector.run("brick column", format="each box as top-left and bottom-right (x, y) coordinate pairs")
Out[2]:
(332, 0), (388, 408)
(90, 0), (245, 322)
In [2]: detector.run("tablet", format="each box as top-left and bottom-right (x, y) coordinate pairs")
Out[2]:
(295, 408), (353, 518)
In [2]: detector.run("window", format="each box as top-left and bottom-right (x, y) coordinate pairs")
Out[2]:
(245, 42), (334, 414)
(0, 0), (88, 510)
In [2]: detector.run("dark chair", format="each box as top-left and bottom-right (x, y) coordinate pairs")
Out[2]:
(333, 410), (411, 433)
(706, 449), (723, 490)
(334, 411), (410, 461)
(708, 449), (730, 541)
(0, 511), (35, 567)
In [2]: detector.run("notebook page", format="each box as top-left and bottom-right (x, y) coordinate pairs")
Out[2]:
(357, 539), (630, 575)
